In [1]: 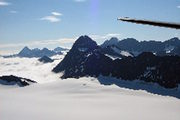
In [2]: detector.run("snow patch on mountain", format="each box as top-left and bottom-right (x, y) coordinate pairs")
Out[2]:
(120, 51), (133, 57)
(104, 54), (121, 60)
(111, 46), (133, 57)
(165, 45), (175, 53)
(78, 48), (88, 52)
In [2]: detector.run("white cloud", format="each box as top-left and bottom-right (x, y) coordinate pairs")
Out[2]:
(0, 1), (10, 6)
(40, 16), (60, 23)
(51, 12), (62, 16)
(0, 55), (64, 83)
(90, 33), (121, 41)
(10, 10), (17, 14)
(177, 5), (180, 8)
(40, 11), (63, 23)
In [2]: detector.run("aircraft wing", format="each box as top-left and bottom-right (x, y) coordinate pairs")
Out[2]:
(118, 17), (180, 29)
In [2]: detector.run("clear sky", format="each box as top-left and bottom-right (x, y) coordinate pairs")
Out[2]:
(0, 0), (180, 54)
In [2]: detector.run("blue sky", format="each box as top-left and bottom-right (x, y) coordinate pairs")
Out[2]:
(0, 0), (180, 54)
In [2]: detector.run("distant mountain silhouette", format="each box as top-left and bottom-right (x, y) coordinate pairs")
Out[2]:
(18, 47), (62, 58)
(101, 37), (119, 48)
(3, 46), (68, 58)
(38, 56), (54, 63)
(54, 47), (69, 53)
(0, 75), (36, 87)
(53, 35), (180, 89)
(101, 37), (180, 57)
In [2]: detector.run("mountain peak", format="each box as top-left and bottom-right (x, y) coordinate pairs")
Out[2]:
(109, 37), (119, 41)
(121, 38), (138, 42)
(75, 35), (95, 44)
(169, 37), (180, 42)
(38, 56), (54, 63)
(18, 46), (32, 56)
(101, 37), (119, 48)
(22, 46), (31, 51)
(42, 48), (49, 51)
(71, 35), (98, 51)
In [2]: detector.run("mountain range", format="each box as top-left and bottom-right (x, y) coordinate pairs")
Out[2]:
(3, 46), (68, 58)
(53, 35), (180, 89)
(101, 37), (180, 57)
(18, 46), (64, 58)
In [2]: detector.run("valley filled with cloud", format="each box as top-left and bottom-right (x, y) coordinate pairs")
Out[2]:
(0, 55), (64, 83)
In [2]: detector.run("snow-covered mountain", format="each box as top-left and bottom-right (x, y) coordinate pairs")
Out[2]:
(53, 35), (180, 89)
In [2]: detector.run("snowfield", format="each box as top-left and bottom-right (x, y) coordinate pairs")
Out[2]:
(0, 55), (180, 120)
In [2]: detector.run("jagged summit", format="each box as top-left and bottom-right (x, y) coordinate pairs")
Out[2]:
(54, 47), (68, 53)
(18, 47), (60, 58)
(164, 37), (180, 46)
(23, 46), (31, 50)
(100, 37), (180, 56)
(169, 37), (180, 41)
(19, 46), (31, 53)
(52, 35), (102, 75)
(38, 56), (54, 63)
(71, 35), (98, 52)
(101, 37), (119, 48)
(18, 46), (32, 57)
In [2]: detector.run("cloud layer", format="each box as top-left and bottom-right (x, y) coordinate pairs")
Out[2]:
(0, 55), (64, 83)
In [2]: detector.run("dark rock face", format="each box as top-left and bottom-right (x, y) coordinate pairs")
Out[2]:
(53, 36), (180, 89)
(111, 52), (180, 88)
(38, 56), (54, 63)
(53, 35), (100, 77)
(0, 75), (37, 87)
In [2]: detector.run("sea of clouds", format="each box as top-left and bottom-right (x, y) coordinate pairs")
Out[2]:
(0, 55), (64, 83)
